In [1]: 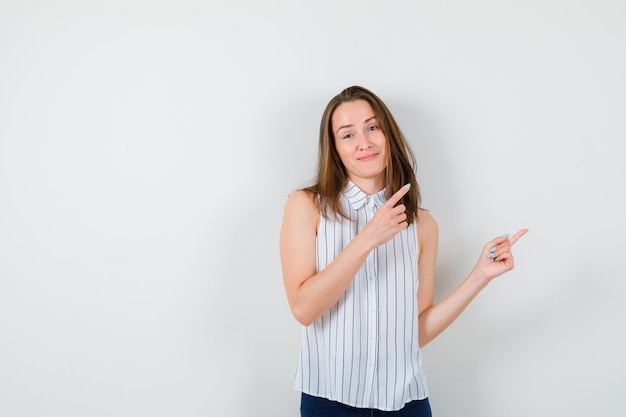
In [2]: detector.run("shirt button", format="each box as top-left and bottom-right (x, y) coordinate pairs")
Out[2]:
(368, 275), (375, 280)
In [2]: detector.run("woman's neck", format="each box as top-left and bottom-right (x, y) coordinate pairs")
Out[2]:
(349, 176), (385, 195)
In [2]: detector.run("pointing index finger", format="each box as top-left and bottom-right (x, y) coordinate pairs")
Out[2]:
(508, 228), (529, 245)
(386, 183), (411, 207)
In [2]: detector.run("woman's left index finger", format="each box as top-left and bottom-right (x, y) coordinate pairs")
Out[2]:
(508, 228), (529, 245)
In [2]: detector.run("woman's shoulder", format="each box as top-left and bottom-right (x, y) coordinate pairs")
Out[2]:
(416, 209), (439, 240)
(282, 189), (320, 235)
(284, 189), (319, 221)
(417, 208), (437, 225)
(285, 189), (317, 208)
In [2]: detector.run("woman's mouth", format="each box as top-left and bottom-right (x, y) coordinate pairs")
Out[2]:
(358, 153), (378, 161)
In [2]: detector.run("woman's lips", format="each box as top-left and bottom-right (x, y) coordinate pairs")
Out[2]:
(358, 153), (378, 161)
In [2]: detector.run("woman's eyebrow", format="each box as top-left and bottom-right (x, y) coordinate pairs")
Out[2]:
(336, 117), (377, 134)
(335, 123), (353, 134)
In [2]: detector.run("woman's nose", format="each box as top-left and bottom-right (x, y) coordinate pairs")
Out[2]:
(357, 132), (371, 149)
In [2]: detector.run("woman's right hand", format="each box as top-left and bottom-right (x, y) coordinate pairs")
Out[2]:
(360, 184), (411, 249)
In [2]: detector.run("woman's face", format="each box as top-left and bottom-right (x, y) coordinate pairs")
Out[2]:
(332, 99), (387, 192)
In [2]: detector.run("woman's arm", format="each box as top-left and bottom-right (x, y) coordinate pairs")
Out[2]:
(280, 186), (411, 326)
(416, 210), (528, 347)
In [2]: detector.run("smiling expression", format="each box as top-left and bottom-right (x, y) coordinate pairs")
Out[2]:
(332, 99), (388, 193)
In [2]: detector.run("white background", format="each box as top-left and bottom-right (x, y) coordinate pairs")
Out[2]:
(1, 1), (625, 416)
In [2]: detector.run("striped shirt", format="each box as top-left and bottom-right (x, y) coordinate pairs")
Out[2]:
(295, 181), (428, 411)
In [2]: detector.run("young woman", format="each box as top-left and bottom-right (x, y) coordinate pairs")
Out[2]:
(280, 86), (527, 416)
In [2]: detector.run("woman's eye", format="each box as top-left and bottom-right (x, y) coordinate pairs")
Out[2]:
(368, 125), (378, 132)
(342, 133), (354, 139)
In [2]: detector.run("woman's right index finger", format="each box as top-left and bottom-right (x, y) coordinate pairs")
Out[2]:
(386, 183), (411, 206)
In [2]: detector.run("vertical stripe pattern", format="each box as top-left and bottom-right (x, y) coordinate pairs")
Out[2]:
(295, 182), (428, 412)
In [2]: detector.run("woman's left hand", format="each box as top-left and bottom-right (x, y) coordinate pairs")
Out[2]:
(473, 228), (529, 283)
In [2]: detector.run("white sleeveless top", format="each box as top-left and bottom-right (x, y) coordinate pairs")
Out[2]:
(295, 181), (428, 411)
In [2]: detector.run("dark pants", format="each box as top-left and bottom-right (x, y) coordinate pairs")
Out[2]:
(300, 393), (433, 417)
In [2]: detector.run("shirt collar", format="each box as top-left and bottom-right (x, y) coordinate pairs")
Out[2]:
(343, 181), (387, 210)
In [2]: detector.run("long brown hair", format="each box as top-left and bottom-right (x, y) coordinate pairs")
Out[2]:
(304, 85), (421, 224)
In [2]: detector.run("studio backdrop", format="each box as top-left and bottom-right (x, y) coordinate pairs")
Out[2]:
(1, 1), (624, 416)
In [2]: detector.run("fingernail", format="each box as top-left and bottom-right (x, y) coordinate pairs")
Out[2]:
(403, 183), (411, 190)
(489, 246), (496, 253)
(501, 234), (509, 238)
(495, 256), (500, 261)
(487, 253), (495, 259)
